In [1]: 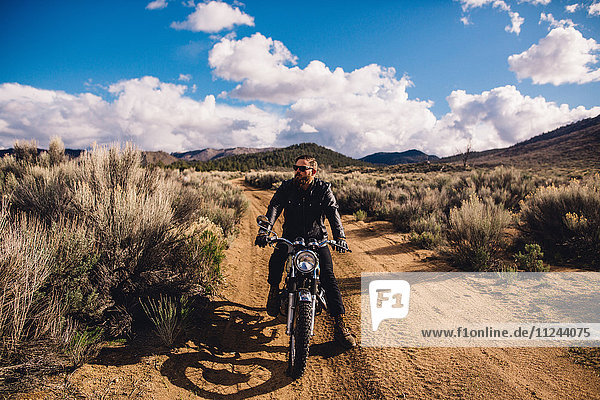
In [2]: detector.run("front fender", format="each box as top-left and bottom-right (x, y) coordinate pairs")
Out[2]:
(298, 289), (312, 302)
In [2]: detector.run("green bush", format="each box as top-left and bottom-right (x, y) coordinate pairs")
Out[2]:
(520, 175), (600, 267)
(514, 243), (547, 272)
(140, 295), (190, 347)
(447, 196), (512, 271)
(353, 209), (367, 221)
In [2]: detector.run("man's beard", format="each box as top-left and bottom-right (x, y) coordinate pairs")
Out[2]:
(294, 174), (311, 186)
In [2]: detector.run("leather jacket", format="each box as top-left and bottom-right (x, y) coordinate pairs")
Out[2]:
(265, 178), (345, 241)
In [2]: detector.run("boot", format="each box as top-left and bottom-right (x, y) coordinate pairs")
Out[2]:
(266, 285), (280, 317)
(333, 315), (357, 349)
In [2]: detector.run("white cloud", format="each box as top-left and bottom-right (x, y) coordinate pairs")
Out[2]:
(519, 0), (551, 5)
(171, 1), (254, 33)
(2, 34), (599, 158)
(506, 11), (524, 34)
(565, 4), (580, 13)
(0, 78), (287, 151)
(206, 32), (600, 157)
(508, 26), (600, 85)
(461, 16), (472, 25)
(209, 33), (424, 106)
(146, 0), (168, 10)
(590, 3), (600, 15)
(539, 12), (575, 28)
(433, 85), (600, 154)
(1, 78), (598, 158)
(207, 32), (442, 156)
(458, 0), (523, 35)
(178, 73), (192, 81)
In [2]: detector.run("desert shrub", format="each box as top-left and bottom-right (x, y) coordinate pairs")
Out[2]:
(245, 171), (292, 189)
(140, 295), (190, 347)
(447, 196), (513, 271)
(408, 213), (444, 249)
(39, 221), (100, 320)
(410, 231), (442, 249)
(353, 209), (367, 221)
(47, 137), (66, 167)
(10, 165), (79, 223)
(514, 243), (547, 272)
(67, 326), (103, 367)
(470, 166), (535, 211)
(1, 143), (247, 366)
(336, 184), (386, 215)
(0, 209), (56, 358)
(13, 140), (38, 164)
(519, 175), (600, 266)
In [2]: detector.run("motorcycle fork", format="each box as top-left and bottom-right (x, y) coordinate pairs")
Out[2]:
(286, 275), (296, 335)
(309, 271), (319, 336)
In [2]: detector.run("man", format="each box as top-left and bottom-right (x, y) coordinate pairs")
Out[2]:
(254, 155), (356, 349)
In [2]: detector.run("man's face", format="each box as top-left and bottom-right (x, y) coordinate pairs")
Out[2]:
(293, 159), (315, 187)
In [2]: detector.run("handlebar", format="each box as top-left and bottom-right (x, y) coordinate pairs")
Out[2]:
(256, 214), (351, 252)
(264, 235), (352, 253)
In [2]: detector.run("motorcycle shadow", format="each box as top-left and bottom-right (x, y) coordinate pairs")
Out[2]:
(160, 299), (294, 399)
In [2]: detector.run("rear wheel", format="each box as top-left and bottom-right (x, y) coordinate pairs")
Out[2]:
(288, 300), (312, 379)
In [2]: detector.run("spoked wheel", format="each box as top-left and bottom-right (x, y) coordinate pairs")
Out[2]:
(287, 301), (312, 379)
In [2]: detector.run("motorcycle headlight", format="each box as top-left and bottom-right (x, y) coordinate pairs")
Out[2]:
(293, 250), (318, 273)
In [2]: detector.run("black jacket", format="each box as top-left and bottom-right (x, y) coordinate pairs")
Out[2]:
(265, 178), (345, 241)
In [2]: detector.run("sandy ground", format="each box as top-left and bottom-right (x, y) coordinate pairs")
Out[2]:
(20, 178), (600, 399)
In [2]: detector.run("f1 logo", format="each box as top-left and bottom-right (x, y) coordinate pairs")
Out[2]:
(369, 280), (410, 331)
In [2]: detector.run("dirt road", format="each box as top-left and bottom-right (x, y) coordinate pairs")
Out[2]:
(65, 179), (600, 399)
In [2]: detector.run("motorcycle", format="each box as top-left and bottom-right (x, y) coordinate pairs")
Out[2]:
(256, 215), (351, 379)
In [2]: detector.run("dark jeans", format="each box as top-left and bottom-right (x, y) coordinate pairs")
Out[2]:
(267, 244), (346, 317)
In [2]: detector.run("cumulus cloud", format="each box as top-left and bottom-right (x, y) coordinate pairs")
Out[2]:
(433, 85), (600, 154)
(458, 0), (523, 35)
(590, 3), (600, 15)
(0, 78), (287, 151)
(171, 1), (254, 33)
(178, 73), (192, 81)
(2, 35), (599, 158)
(205, 32), (600, 157)
(508, 26), (600, 85)
(146, 0), (168, 10)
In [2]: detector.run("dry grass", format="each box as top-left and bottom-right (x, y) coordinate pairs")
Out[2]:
(0, 140), (248, 370)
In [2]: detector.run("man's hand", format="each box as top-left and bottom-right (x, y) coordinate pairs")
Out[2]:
(255, 234), (269, 248)
(335, 238), (348, 254)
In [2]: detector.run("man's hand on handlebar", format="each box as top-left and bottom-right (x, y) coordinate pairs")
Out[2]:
(254, 232), (269, 248)
(335, 238), (349, 254)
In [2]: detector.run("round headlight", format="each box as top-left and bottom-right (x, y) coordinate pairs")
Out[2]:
(294, 250), (317, 273)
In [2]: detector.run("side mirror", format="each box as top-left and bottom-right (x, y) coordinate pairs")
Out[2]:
(257, 215), (270, 228)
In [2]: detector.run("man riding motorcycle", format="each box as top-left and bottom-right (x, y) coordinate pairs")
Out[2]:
(254, 155), (356, 349)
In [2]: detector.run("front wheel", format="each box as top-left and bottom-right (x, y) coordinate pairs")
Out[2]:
(288, 300), (312, 379)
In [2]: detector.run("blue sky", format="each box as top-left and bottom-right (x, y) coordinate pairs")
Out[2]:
(1, 0), (599, 157)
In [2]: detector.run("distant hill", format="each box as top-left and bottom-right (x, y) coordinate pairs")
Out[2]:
(442, 114), (600, 169)
(173, 143), (368, 171)
(360, 149), (439, 165)
(142, 151), (179, 166)
(172, 147), (278, 162)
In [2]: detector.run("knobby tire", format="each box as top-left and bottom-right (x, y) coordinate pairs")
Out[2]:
(288, 301), (312, 379)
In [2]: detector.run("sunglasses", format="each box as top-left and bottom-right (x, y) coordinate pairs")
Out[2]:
(293, 165), (313, 172)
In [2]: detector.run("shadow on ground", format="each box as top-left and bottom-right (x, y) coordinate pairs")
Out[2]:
(92, 300), (294, 399)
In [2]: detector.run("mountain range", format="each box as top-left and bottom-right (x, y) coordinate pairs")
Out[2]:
(2, 114), (599, 169)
